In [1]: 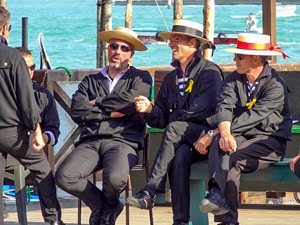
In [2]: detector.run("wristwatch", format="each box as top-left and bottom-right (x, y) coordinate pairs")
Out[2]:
(207, 129), (214, 137)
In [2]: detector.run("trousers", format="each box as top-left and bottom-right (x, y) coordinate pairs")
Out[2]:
(145, 121), (209, 223)
(0, 126), (61, 223)
(209, 134), (286, 223)
(55, 138), (138, 211)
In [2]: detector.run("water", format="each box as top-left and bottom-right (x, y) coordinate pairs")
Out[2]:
(8, 0), (300, 70)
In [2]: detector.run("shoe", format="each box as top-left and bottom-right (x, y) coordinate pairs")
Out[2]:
(217, 222), (239, 225)
(126, 189), (156, 209)
(48, 221), (66, 225)
(3, 200), (8, 219)
(199, 187), (230, 215)
(101, 201), (124, 225)
(89, 208), (102, 225)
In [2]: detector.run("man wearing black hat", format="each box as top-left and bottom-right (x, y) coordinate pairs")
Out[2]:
(55, 27), (152, 225)
(126, 19), (223, 225)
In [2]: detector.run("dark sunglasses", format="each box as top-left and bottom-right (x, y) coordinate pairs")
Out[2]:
(235, 53), (245, 60)
(28, 64), (36, 71)
(109, 43), (132, 53)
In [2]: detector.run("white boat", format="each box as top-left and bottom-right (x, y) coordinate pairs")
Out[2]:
(256, 4), (297, 18)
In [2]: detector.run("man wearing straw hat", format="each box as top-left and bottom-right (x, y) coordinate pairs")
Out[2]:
(55, 27), (152, 225)
(196, 33), (292, 225)
(126, 19), (223, 225)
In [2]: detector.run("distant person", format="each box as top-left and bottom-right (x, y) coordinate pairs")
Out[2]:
(198, 33), (292, 225)
(245, 13), (258, 32)
(126, 19), (223, 225)
(55, 27), (152, 225)
(0, 6), (48, 224)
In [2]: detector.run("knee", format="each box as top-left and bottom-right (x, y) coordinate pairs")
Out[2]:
(55, 166), (77, 191)
(103, 172), (128, 192)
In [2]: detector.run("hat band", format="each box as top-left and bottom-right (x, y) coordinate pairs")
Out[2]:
(172, 25), (203, 37)
(237, 40), (270, 50)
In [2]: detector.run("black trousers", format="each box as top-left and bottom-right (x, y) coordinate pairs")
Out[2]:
(208, 134), (286, 223)
(0, 126), (61, 223)
(55, 138), (138, 211)
(145, 121), (209, 223)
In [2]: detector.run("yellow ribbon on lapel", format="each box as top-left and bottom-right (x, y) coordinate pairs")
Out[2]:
(185, 79), (194, 93)
(245, 98), (257, 109)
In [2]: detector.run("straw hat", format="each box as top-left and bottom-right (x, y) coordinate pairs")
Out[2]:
(225, 33), (282, 56)
(98, 27), (147, 51)
(158, 19), (210, 46)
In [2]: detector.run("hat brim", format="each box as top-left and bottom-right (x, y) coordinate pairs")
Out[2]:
(98, 30), (147, 51)
(158, 31), (210, 46)
(225, 47), (281, 56)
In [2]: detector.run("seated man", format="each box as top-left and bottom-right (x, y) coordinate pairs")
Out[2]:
(195, 33), (292, 225)
(55, 27), (152, 225)
(126, 19), (223, 225)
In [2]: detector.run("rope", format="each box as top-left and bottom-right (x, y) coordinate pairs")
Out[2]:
(154, 0), (169, 31)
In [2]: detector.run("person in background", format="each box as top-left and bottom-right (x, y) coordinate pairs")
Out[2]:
(197, 33), (292, 225)
(55, 27), (152, 225)
(7, 46), (63, 225)
(126, 19), (223, 225)
(245, 13), (258, 32)
(0, 6), (47, 224)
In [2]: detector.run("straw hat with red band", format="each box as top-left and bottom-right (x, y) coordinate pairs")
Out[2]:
(158, 19), (210, 47)
(98, 27), (147, 51)
(225, 33), (289, 59)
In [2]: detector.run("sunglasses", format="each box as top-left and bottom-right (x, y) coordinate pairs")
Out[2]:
(235, 53), (245, 60)
(28, 64), (36, 71)
(109, 43), (132, 53)
(5, 24), (11, 31)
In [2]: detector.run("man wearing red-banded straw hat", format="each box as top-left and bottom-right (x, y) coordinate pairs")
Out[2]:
(195, 33), (292, 225)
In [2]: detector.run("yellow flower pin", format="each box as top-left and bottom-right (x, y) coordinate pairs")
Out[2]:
(245, 98), (257, 109)
(185, 79), (194, 93)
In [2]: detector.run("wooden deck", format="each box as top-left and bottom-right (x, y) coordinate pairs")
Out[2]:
(3, 195), (300, 225)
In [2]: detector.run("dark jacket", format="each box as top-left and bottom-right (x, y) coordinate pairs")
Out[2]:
(33, 81), (60, 145)
(207, 62), (292, 141)
(145, 50), (224, 129)
(71, 66), (152, 148)
(0, 41), (39, 131)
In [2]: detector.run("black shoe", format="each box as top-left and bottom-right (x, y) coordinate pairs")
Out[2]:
(89, 208), (102, 225)
(126, 189), (156, 209)
(48, 221), (66, 225)
(101, 201), (124, 225)
(217, 222), (239, 225)
(199, 187), (230, 215)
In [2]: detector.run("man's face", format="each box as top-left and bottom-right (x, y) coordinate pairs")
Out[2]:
(168, 34), (195, 64)
(108, 38), (133, 70)
(234, 53), (254, 74)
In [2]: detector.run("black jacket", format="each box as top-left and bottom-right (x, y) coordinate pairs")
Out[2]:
(207, 62), (292, 141)
(0, 41), (39, 131)
(71, 66), (152, 148)
(145, 50), (224, 129)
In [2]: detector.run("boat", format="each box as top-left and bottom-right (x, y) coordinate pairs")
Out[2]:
(256, 4), (297, 18)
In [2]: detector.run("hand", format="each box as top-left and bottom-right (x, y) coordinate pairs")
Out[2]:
(290, 155), (300, 172)
(219, 133), (237, 152)
(32, 124), (46, 151)
(194, 135), (213, 155)
(110, 111), (125, 118)
(135, 95), (152, 113)
(89, 99), (96, 106)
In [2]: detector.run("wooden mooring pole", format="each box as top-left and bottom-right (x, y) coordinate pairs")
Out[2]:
(203, 0), (215, 61)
